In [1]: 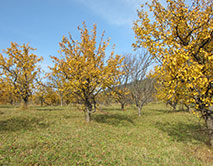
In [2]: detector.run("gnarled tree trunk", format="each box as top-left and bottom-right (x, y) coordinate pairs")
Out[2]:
(184, 104), (190, 112)
(138, 106), (142, 117)
(40, 98), (44, 106)
(167, 100), (177, 111)
(121, 103), (125, 111)
(23, 97), (29, 109)
(85, 99), (93, 122)
(60, 97), (63, 107)
(85, 110), (91, 122)
(204, 111), (213, 146)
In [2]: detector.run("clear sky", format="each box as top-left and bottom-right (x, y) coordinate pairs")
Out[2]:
(0, 0), (141, 71)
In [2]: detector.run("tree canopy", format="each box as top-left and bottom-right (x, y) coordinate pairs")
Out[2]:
(50, 23), (123, 122)
(133, 0), (213, 146)
(0, 42), (43, 107)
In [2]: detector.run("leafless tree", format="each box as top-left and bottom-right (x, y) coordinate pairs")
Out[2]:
(111, 54), (133, 110)
(127, 51), (155, 116)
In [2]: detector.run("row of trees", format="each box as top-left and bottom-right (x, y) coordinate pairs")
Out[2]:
(0, 0), (212, 146)
(0, 23), (155, 121)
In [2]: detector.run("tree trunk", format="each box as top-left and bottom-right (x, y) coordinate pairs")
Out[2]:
(9, 93), (13, 105)
(167, 100), (177, 111)
(85, 99), (93, 122)
(121, 103), (125, 111)
(205, 113), (213, 146)
(85, 110), (91, 122)
(172, 104), (176, 111)
(66, 100), (70, 105)
(40, 99), (44, 106)
(60, 97), (63, 106)
(23, 98), (28, 110)
(138, 107), (142, 116)
(184, 104), (190, 112)
(10, 98), (13, 105)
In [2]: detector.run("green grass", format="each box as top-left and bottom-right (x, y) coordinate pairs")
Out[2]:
(0, 103), (212, 165)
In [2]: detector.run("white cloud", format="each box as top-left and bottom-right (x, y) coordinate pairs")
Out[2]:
(74, 0), (141, 27)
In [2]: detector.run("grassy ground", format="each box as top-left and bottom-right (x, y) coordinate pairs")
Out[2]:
(0, 103), (212, 166)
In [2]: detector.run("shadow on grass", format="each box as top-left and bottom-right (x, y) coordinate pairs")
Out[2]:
(155, 121), (208, 144)
(100, 107), (122, 112)
(63, 115), (83, 119)
(0, 105), (17, 109)
(148, 109), (188, 116)
(0, 117), (49, 132)
(35, 107), (65, 111)
(93, 113), (136, 127)
(143, 109), (174, 116)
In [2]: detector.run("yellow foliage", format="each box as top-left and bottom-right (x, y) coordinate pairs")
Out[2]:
(51, 22), (123, 112)
(0, 42), (43, 105)
(133, 0), (213, 116)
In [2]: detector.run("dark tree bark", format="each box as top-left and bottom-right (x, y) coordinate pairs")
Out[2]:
(121, 103), (125, 111)
(85, 97), (93, 122)
(40, 99), (44, 107)
(204, 110), (213, 146)
(23, 97), (28, 109)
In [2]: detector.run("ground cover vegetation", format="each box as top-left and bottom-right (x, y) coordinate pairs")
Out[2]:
(0, 104), (212, 165)
(0, 0), (212, 164)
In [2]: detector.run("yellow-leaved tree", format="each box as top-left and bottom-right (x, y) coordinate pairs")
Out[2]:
(111, 87), (130, 111)
(47, 70), (70, 106)
(0, 76), (18, 104)
(51, 23), (123, 122)
(133, 0), (213, 146)
(0, 42), (43, 108)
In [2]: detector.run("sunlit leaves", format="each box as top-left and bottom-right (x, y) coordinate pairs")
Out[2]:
(51, 23), (123, 121)
(0, 42), (43, 106)
(134, 0), (212, 145)
(134, 0), (212, 116)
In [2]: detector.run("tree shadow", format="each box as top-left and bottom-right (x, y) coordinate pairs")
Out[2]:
(0, 105), (16, 109)
(0, 117), (49, 132)
(155, 121), (208, 144)
(148, 108), (188, 115)
(35, 107), (65, 111)
(63, 115), (82, 119)
(93, 113), (136, 127)
(100, 107), (122, 112)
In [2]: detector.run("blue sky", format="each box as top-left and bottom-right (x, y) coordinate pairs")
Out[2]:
(0, 0), (141, 71)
